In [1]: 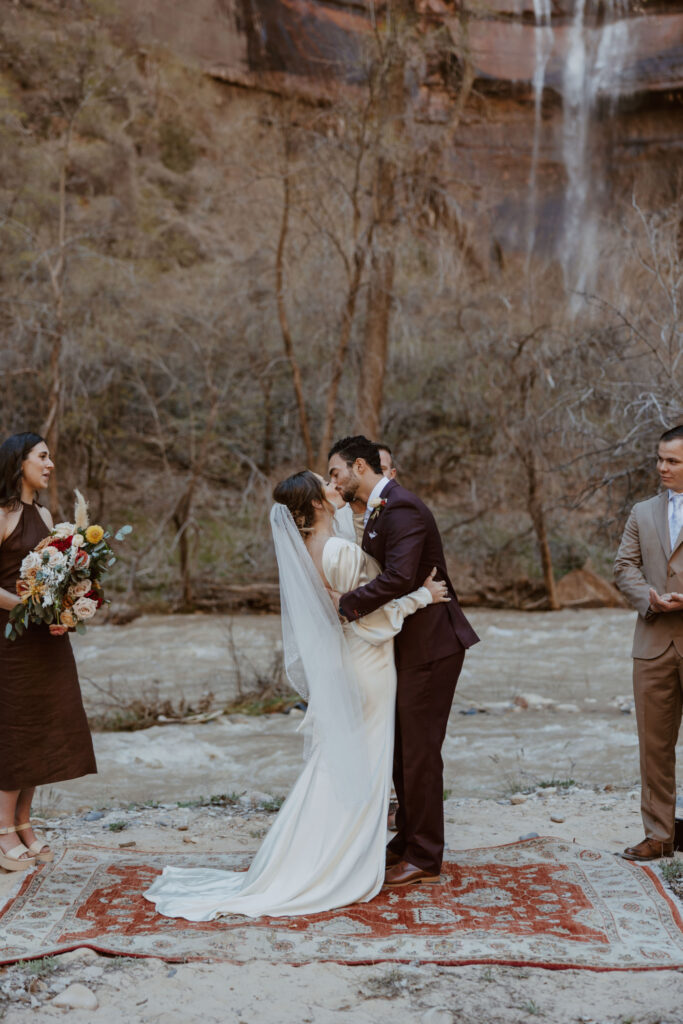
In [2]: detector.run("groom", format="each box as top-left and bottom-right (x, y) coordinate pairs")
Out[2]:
(328, 435), (479, 885)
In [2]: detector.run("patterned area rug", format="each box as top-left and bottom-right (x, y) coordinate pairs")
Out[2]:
(1, 838), (681, 969)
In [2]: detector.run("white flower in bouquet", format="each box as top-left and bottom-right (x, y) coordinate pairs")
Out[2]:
(52, 522), (76, 539)
(42, 546), (67, 568)
(73, 596), (98, 620)
(71, 534), (85, 548)
(68, 580), (92, 600)
(20, 551), (43, 573)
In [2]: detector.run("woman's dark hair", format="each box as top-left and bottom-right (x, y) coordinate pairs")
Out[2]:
(0, 432), (45, 510)
(273, 470), (326, 535)
(328, 435), (382, 474)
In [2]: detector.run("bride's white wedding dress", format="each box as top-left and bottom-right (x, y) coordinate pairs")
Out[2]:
(144, 533), (431, 920)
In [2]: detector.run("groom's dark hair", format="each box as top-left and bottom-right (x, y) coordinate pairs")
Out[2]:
(660, 425), (683, 443)
(328, 435), (382, 474)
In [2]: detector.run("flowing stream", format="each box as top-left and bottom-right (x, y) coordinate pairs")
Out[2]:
(37, 607), (670, 812)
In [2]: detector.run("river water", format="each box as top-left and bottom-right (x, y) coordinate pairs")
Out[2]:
(47, 608), (660, 812)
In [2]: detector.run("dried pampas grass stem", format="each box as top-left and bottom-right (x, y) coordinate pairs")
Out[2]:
(74, 489), (90, 530)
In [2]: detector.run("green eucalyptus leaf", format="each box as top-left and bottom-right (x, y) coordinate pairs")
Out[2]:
(75, 622), (87, 635)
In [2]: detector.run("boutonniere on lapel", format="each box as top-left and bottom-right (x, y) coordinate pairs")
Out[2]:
(367, 496), (388, 526)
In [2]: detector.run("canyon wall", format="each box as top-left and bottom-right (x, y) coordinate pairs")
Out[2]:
(114, 0), (683, 264)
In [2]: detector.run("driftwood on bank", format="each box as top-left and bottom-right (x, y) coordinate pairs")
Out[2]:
(182, 582), (282, 614)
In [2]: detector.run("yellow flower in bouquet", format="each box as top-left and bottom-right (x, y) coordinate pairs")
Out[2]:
(85, 525), (104, 544)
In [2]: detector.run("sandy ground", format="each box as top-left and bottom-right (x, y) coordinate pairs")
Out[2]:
(2, 609), (683, 1022)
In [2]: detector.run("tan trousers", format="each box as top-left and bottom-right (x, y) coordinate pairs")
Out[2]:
(633, 643), (683, 842)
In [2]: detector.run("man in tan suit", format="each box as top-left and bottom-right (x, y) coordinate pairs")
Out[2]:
(614, 425), (683, 860)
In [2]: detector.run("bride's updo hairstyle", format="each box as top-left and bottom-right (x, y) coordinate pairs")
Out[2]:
(272, 470), (327, 536)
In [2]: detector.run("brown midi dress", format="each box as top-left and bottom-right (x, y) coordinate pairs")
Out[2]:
(0, 502), (96, 790)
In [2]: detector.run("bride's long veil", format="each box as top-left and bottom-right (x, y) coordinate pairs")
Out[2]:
(270, 503), (370, 806)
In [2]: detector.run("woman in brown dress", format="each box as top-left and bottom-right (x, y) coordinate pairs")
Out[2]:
(0, 432), (97, 871)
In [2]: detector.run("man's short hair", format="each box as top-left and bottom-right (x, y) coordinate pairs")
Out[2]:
(376, 442), (394, 469)
(328, 435), (382, 474)
(660, 425), (683, 443)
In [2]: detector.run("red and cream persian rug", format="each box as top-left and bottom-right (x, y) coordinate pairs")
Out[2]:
(1, 838), (681, 969)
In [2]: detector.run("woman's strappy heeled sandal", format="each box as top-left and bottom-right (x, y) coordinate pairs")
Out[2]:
(0, 825), (37, 871)
(15, 822), (54, 863)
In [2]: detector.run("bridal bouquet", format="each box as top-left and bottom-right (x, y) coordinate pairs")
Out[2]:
(5, 490), (132, 641)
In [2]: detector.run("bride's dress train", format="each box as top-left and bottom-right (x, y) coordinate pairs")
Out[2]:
(143, 536), (431, 920)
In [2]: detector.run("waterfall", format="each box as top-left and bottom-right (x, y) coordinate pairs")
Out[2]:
(561, 0), (636, 303)
(526, 0), (555, 263)
(527, 0), (636, 302)
(561, 0), (592, 300)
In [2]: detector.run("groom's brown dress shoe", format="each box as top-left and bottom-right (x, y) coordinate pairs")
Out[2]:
(383, 860), (441, 887)
(385, 849), (402, 868)
(622, 837), (674, 861)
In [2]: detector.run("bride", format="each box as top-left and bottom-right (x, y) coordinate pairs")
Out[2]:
(144, 470), (448, 920)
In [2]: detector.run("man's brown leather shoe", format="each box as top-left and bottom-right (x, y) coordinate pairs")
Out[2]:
(383, 859), (441, 887)
(622, 837), (674, 861)
(385, 848), (402, 868)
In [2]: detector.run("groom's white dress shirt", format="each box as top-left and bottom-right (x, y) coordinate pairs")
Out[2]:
(363, 477), (390, 528)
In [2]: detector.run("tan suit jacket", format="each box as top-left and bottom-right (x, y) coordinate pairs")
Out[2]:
(614, 491), (683, 659)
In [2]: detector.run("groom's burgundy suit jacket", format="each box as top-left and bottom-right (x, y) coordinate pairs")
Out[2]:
(339, 480), (479, 669)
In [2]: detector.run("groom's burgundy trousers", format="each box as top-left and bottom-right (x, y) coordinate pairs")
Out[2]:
(387, 649), (465, 874)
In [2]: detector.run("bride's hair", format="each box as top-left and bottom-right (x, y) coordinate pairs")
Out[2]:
(272, 470), (326, 536)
